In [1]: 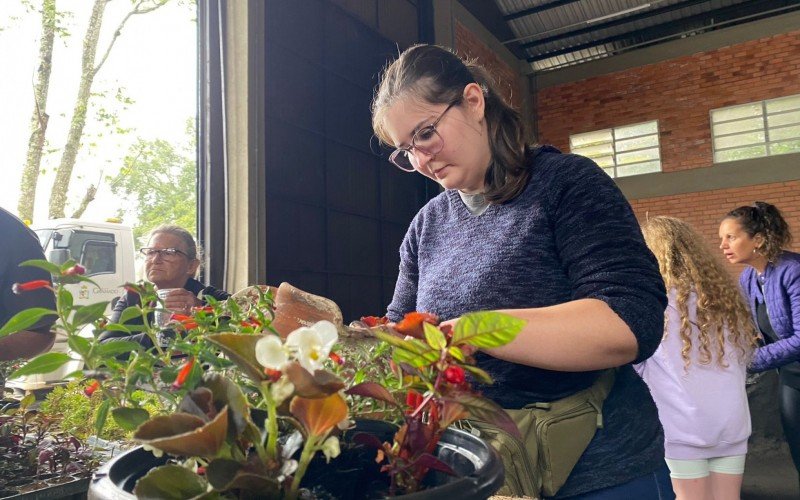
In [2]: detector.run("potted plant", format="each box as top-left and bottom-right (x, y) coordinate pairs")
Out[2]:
(3, 260), (524, 499)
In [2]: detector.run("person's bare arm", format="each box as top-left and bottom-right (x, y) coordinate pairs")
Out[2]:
(448, 299), (638, 372)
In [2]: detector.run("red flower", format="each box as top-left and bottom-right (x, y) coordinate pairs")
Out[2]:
(405, 390), (424, 413)
(240, 317), (261, 328)
(84, 381), (100, 397)
(192, 305), (214, 313)
(328, 352), (345, 366)
(12, 279), (51, 294)
(63, 264), (86, 276)
(169, 314), (198, 330)
(395, 312), (439, 339)
(443, 365), (465, 385)
(361, 315), (389, 328)
(263, 368), (282, 382)
(172, 357), (196, 389)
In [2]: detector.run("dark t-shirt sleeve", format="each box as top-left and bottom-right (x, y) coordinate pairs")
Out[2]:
(545, 153), (667, 363)
(0, 211), (57, 333)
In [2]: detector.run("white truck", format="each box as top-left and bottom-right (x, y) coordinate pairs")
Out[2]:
(9, 219), (137, 391)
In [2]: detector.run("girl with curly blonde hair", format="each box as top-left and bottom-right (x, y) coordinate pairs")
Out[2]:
(637, 216), (759, 500)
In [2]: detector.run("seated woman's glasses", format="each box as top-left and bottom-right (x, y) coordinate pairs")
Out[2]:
(140, 247), (187, 260)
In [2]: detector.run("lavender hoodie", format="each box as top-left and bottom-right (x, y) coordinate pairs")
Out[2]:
(635, 289), (751, 460)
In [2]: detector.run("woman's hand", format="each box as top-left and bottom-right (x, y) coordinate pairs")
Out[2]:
(162, 288), (201, 314)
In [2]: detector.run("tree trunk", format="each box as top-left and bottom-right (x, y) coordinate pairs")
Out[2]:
(48, 0), (107, 219)
(71, 183), (98, 219)
(48, 0), (169, 220)
(18, 0), (56, 223)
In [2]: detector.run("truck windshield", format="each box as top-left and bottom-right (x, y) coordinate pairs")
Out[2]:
(34, 229), (53, 249)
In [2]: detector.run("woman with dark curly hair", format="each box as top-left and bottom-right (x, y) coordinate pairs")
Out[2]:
(719, 201), (800, 487)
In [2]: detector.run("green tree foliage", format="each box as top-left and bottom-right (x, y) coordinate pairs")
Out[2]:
(109, 122), (196, 243)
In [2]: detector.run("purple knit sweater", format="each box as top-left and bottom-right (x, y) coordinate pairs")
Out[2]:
(387, 147), (667, 497)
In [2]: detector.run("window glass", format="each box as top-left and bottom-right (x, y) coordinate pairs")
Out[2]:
(569, 120), (660, 178)
(712, 94), (800, 163)
(82, 241), (116, 276)
(712, 103), (762, 123)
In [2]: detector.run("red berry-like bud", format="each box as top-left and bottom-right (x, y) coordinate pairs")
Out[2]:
(64, 264), (86, 276)
(84, 380), (100, 397)
(443, 365), (465, 385)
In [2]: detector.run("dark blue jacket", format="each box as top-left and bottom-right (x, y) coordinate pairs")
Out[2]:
(740, 251), (800, 372)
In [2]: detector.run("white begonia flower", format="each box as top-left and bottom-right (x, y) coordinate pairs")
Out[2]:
(255, 334), (289, 370)
(320, 436), (341, 463)
(285, 320), (338, 372)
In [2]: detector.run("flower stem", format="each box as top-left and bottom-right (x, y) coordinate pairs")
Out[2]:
(287, 435), (317, 500)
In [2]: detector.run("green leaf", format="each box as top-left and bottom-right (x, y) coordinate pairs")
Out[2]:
(372, 331), (437, 363)
(446, 392), (522, 440)
(452, 311), (526, 349)
(67, 335), (91, 358)
(205, 333), (267, 382)
(96, 340), (141, 357)
(112, 407), (151, 431)
(102, 323), (131, 333)
(57, 286), (73, 312)
(462, 364), (494, 384)
(346, 381), (398, 407)
(95, 398), (111, 437)
(19, 259), (62, 275)
(0, 308), (57, 337)
(72, 301), (109, 325)
(448, 346), (465, 362)
(133, 407), (229, 457)
(205, 458), (279, 494)
(118, 306), (142, 325)
(133, 464), (208, 499)
(423, 322), (447, 350)
(9, 352), (72, 378)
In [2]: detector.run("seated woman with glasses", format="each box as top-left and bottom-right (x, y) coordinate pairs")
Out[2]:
(98, 225), (230, 348)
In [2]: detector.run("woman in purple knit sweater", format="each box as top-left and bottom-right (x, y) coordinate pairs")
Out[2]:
(720, 201), (800, 489)
(638, 216), (759, 499)
(372, 44), (671, 498)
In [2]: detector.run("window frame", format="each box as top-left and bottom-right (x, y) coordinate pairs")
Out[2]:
(569, 120), (662, 178)
(710, 94), (800, 163)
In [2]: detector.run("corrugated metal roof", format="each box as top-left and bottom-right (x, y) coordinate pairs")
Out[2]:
(480, 0), (800, 71)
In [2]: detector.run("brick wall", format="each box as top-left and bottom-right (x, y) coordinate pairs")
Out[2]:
(537, 30), (800, 173)
(537, 30), (800, 271)
(454, 20), (523, 111)
(630, 181), (800, 275)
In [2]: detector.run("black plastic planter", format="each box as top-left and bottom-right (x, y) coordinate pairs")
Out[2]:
(89, 420), (503, 499)
(3, 476), (90, 500)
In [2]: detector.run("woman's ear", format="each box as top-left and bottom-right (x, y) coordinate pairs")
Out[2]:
(188, 259), (200, 277)
(462, 82), (486, 123)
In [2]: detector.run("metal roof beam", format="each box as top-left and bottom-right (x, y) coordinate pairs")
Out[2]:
(519, 0), (709, 50)
(504, 0), (583, 22)
(526, 0), (798, 62)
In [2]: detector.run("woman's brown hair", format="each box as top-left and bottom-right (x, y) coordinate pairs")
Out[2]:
(372, 44), (531, 204)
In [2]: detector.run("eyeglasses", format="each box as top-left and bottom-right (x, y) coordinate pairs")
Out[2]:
(140, 247), (188, 260)
(389, 102), (456, 172)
